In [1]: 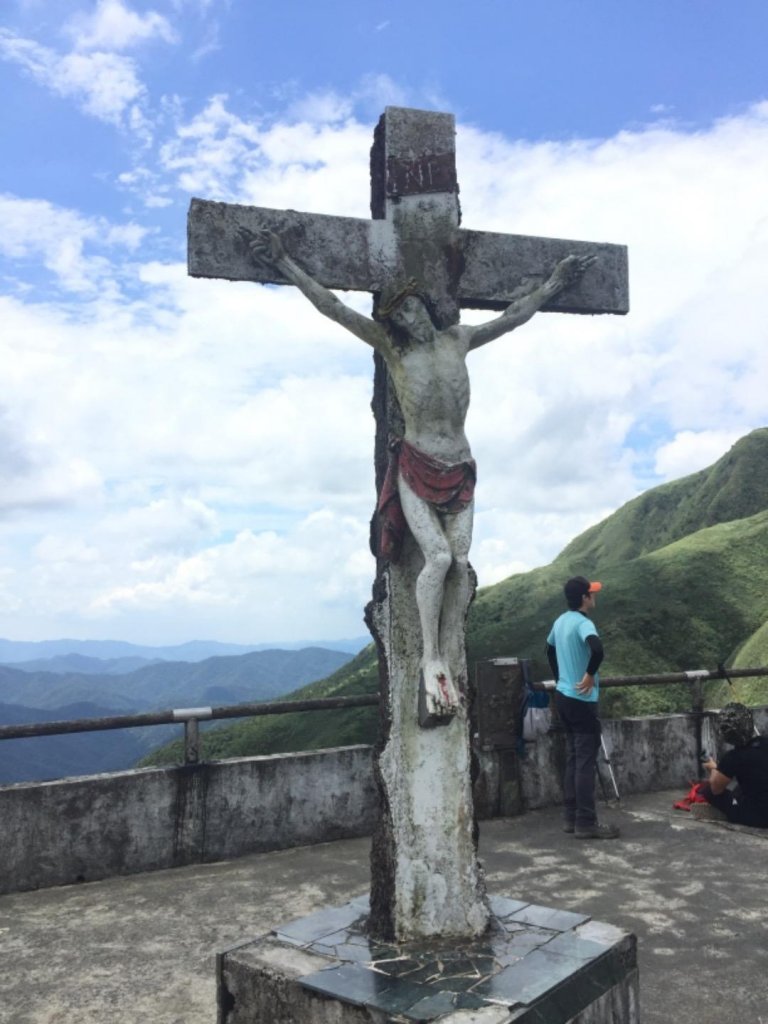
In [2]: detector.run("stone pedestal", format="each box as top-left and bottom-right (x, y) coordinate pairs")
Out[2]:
(217, 894), (639, 1023)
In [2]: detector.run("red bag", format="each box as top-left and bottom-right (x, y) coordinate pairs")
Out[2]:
(673, 781), (709, 811)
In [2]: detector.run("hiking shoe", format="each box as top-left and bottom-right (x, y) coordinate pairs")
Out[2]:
(574, 823), (620, 839)
(562, 823), (575, 834)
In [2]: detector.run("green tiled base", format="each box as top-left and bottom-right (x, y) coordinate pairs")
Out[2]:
(218, 893), (639, 1023)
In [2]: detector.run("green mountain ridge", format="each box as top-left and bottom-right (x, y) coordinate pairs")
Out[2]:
(555, 427), (768, 568)
(142, 428), (768, 766)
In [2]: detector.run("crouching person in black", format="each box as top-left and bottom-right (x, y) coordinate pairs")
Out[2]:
(701, 702), (768, 828)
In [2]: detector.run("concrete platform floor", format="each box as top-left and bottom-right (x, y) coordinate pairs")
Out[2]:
(1, 789), (766, 1024)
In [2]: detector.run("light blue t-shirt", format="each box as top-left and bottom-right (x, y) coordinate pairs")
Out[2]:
(547, 610), (599, 703)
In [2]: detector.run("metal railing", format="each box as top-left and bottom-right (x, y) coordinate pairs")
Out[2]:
(0, 665), (765, 766)
(0, 694), (379, 765)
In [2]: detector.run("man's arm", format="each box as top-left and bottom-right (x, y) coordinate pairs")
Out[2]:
(576, 635), (604, 696)
(546, 642), (559, 680)
(704, 745), (740, 795)
(466, 254), (597, 351)
(703, 763), (732, 796)
(242, 229), (389, 352)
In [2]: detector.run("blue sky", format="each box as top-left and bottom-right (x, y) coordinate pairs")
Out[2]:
(1, 0), (768, 644)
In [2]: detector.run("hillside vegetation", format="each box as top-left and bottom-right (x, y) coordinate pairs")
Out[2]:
(705, 620), (768, 709)
(555, 427), (768, 567)
(140, 645), (380, 766)
(143, 429), (768, 765)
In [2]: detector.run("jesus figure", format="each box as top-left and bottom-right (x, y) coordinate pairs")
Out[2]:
(244, 227), (595, 725)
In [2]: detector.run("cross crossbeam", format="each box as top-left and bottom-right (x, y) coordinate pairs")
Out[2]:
(188, 199), (628, 315)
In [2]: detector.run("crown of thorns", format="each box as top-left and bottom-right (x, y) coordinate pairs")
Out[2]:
(374, 278), (424, 319)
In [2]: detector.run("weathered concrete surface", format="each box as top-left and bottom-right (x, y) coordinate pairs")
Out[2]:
(1, 791), (766, 1024)
(220, 911), (638, 1023)
(4, 708), (765, 897)
(188, 202), (628, 316)
(475, 706), (768, 817)
(0, 745), (376, 894)
(369, 561), (488, 940)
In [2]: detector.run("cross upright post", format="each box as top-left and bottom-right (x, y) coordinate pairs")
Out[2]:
(188, 106), (628, 942)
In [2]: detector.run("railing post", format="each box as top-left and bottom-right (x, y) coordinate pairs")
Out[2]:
(172, 707), (213, 765)
(687, 673), (706, 763)
(185, 718), (200, 764)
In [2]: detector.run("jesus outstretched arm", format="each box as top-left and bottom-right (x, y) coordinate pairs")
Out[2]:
(241, 228), (388, 352)
(466, 254), (597, 350)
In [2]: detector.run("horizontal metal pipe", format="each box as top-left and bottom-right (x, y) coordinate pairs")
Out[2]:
(1, 666), (766, 743)
(534, 666), (768, 691)
(0, 694), (380, 741)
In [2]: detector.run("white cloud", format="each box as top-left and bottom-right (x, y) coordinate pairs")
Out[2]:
(285, 91), (354, 125)
(0, 194), (148, 293)
(0, 29), (146, 125)
(157, 93), (377, 214)
(98, 496), (219, 556)
(653, 430), (744, 482)
(158, 94), (262, 198)
(66, 0), (177, 52)
(2, 93), (768, 642)
(85, 510), (372, 644)
(0, 451), (102, 516)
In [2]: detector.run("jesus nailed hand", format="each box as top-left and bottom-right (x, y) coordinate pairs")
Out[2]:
(240, 225), (596, 727)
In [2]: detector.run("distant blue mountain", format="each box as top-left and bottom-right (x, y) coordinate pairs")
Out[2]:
(8, 653), (161, 675)
(0, 701), (175, 783)
(0, 645), (357, 784)
(0, 635), (369, 664)
(0, 638), (265, 663)
(0, 648), (355, 711)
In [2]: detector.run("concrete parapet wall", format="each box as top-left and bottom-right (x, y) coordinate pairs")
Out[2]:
(2, 707), (766, 895)
(521, 713), (705, 812)
(475, 706), (768, 817)
(0, 745), (376, 895)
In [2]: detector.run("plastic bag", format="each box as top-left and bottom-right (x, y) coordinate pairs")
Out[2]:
(521, 666), (551, 741)
(522, 704), (551, 740)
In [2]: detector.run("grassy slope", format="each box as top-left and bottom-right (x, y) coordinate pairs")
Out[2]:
(469, 510), (768, 716)
(704, 620), (768, 708)
(554, 427), (768, 569)
(143, 430), (768, 764)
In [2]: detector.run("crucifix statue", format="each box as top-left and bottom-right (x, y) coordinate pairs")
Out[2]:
(188, 107), (628, 942)
(241, 228), (594, 723)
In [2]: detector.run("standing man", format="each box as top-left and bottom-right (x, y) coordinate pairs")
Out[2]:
(546, 576), (620, 839)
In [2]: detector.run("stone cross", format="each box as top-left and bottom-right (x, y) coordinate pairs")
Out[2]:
(188, 106), (628, 942)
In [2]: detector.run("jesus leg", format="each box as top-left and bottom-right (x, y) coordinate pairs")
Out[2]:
(438, 501), (474, 691)
(397, 475), (461, 721)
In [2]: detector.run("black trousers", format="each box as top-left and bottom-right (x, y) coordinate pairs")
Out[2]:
(554, 691), (601, 829)
(701, 782), (768, 828)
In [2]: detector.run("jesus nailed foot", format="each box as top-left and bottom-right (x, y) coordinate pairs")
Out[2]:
(418, 659), (461, 729)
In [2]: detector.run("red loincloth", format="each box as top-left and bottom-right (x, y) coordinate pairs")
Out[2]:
(376, 439), (476, 562)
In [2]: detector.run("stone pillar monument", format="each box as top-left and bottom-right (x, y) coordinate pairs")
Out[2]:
(365, 109), (486, 941)
(190, 110), (637, 1023)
